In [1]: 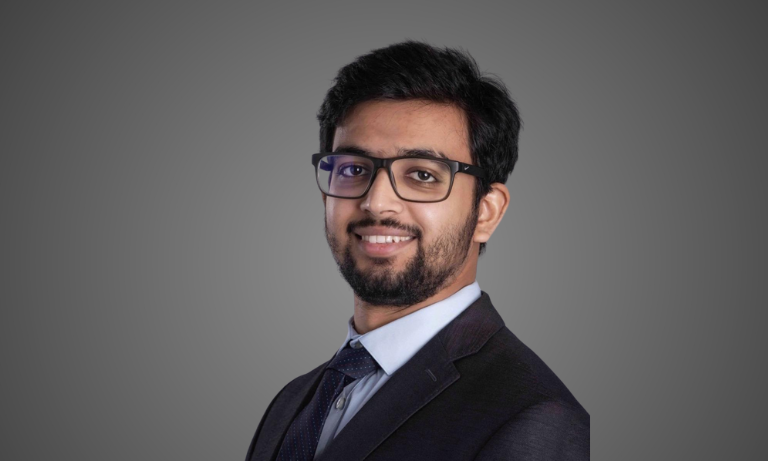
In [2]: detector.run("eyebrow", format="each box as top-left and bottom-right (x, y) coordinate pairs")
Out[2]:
(333, 145), (449, 160)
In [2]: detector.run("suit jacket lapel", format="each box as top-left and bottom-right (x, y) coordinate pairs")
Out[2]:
(316, 292), (504, 461)
(249, 359), (329, 461)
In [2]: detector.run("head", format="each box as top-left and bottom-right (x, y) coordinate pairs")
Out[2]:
(317, 41), (520, 307)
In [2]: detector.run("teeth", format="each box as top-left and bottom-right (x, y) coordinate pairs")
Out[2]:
(362, 235), (412, 243)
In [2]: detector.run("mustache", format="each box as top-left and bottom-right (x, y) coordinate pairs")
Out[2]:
(347, 217), (422, 239)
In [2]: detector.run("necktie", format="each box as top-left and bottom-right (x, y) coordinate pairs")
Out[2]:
(276, 343), (379, 461)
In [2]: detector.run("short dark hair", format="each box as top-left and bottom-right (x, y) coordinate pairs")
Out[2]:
(317, 41), (521, 255)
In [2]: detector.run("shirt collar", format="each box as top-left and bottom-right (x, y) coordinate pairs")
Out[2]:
(338, 281), (481, 375)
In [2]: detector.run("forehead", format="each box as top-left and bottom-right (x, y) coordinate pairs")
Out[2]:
(332, 100), (471, 163)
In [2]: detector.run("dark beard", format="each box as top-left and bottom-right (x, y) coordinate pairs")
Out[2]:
(325, 208), (478, 308)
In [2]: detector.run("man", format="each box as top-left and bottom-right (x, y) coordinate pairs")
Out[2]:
(246, 41), (589, 461)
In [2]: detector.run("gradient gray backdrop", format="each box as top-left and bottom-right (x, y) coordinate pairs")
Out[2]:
(3, 1), (767, 459)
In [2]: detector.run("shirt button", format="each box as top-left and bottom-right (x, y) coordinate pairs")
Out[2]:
(352, 341), (362, 349)
(335, 396), (346, 409)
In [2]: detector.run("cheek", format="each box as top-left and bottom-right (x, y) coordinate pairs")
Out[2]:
(411, 188), (474, 238)
(409, 204), (448, 239)
(326, 198), (355, 232)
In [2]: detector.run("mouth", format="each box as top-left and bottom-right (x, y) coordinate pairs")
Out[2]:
(354, 233), (417, 257)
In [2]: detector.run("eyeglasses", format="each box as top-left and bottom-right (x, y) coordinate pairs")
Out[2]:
(311, 152), (487, 203)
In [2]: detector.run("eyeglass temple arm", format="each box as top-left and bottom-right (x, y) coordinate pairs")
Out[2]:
(457, 162), (487, 180)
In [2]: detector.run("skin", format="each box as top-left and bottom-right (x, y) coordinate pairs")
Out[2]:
(323, 99), (510, 334)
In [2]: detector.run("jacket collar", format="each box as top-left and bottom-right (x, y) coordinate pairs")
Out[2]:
(253, 292), (504, 461)
(317, 292), (504, 461)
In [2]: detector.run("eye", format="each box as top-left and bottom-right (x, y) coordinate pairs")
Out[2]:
(337, 164), (369, 177)
(407, 170), (437, 183)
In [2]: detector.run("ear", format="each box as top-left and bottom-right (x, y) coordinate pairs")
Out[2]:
(473, 183), (510, 243)
(322, 192), (327, 206)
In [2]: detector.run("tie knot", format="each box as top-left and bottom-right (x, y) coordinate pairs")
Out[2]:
(327, 342), (379, 380)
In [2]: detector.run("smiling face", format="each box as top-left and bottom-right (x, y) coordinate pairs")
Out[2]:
(324, 99), (481, 308)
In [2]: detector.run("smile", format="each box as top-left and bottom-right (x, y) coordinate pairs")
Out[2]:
(354, 233), (416, 257)
(360, 235), (413, 243)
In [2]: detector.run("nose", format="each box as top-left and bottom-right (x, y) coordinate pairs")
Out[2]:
(360, 168), (403, 216)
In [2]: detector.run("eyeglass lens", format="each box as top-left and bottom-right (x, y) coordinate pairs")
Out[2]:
(317, 154), (452, 201)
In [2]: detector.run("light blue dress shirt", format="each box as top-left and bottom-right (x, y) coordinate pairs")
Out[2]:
(313, 281), (481, 459)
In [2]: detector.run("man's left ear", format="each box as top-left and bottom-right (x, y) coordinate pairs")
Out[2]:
(473, 183), (510, 243)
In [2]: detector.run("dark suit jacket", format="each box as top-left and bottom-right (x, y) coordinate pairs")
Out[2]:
(246, 293), (590, 460)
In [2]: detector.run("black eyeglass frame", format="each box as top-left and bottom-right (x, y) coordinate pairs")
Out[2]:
(311, 152), (488, 203)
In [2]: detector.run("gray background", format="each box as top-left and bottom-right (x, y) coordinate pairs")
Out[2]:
(2, 1), (767, 459)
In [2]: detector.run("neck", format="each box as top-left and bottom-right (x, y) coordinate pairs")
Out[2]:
(352, 261), (477, 334)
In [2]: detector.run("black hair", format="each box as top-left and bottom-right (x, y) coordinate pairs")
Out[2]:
(317, 41), (521, 255)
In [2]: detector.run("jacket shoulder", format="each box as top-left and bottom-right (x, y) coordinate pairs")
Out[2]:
(451, 326), (590, 459)
(454, 325), (588, 417)
(474, 399), (590, 460)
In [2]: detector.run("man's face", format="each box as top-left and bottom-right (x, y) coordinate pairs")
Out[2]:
(324, 99), (479, 307)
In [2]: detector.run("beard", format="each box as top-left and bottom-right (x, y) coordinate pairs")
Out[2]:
(325, 206), (478, 308)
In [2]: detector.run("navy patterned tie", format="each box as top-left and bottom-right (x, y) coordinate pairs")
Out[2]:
(276, 343), (379, 461)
